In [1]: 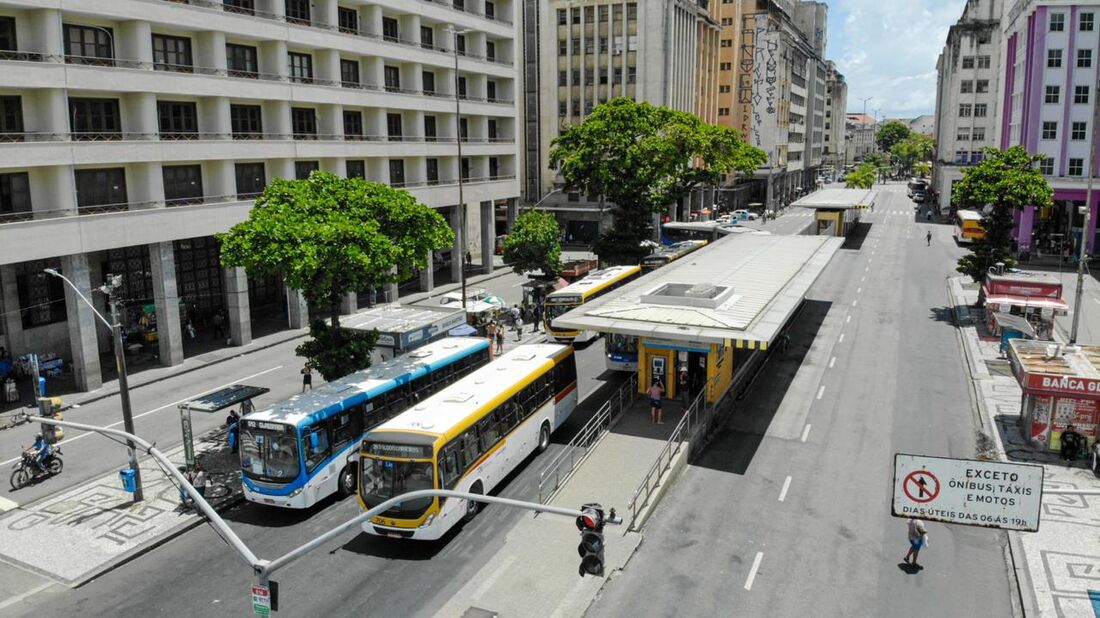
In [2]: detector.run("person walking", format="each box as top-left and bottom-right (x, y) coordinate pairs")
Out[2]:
(511, 305), (522, 341)
(192, 463), (208, 502)
(300, 364), (313, 392)
(926, 230), (932, 246)
(495, 327), (504, 354)
(648, 379), (665, 424)
(903, 518), (928, 568)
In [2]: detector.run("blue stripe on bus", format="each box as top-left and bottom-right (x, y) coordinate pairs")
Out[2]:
(242, 440), (360, 496)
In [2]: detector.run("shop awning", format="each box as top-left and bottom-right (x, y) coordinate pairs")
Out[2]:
(986, 294), (1069, 311)
(992, 312), (1036, 338)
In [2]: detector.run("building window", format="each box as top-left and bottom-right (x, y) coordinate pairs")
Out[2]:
(340, 59), (360, 86)
(151, 34), (192, 72)
(571, 8), (580, 24)
(388, 159), (405, 186)
(961, 56), (974, 69)
(285, 0), (311, 25)
(721, 17), (734, 26)
(558, 101), (567, 116)
(488, 118), (498, 139)
(295, 161), (318, 179)
(487, 81), (497, 101)
(960, 80), (973, 93)
(426, 158), (439, 184)
(226, 44), (258, 78)
(338, 7), (358, 34)
(1045, 85), (1060, 104)
(421, 26), (435, 49)
(16, 259), (66, 328)
(1071, 121), (1087, 140)
(343, 111), (363, 139)
(977, 55), (991, 68)
(558, 40), (567, 56)
(346, 160), (365, 179)
(223, 0), (256, 15)
(1078, 49), (1092, 68)
(1041, 121), (1058, 140)
(1039, 157), (1055, 175)
(230, 104), (262, 139)
(423, 71), (436, 93)
(63, 24), (113, 64)
(488, 156), (499, 178)
(455, 34), (466, 56)
(235, 163), (266, 199)
(959, 104), (972, 117)
(557, 9), (566, 25)
(627, 2), (637, 20)
(157, 101), (198, 139)
(291, 107), (317, 139)
(974, 104), (988, 117)
(718, 108), (730, 116)
(485, 1), (495, 20)
(386, 113), (402, 141)
(719, 85), (731, 93)
(956, 128), (970, 141)
(627, 66), (637, 83)
(1048, 49), (1062, 68)
(0, 16), (16, 52)
(69, 98), (121, 139)
(0, 96), (24, 138)
(1069, 158), (1084, 176)
(424, 115), (437, 141)
(972, 127), (986, 141)
(558, 70), (567, 86)
(975, 79), (989, 93)
(75, 168), (127, 210)
(460, 157), (470, 180)
(458, 76), (467, 97)
(720, 39), (733, 48)
(459, 117), (468, 140)
(288, 52), (313, 83)
(977, 30), (991, 44)
(1051, 12), (1066, 31)
(382, 17), (399, 42)
(162, 165), (203, 206)
(720, 62), (731, 70)
(0, 172), (31, 219)
(1082, 12), (1096, 32)
(486, 41), (496, 61)
(384, 65), (400, 91)
(1075, 85), (1091, 104)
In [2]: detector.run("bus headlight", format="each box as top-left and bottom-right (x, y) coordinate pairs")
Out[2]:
(421, 514), (436, 528)
(288, 486), (305, 498)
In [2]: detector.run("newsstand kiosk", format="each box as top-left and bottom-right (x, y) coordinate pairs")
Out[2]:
(1008, 338), (1100, 452)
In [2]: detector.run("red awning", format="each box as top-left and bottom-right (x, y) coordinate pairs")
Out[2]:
(986, 294), (1069, 310)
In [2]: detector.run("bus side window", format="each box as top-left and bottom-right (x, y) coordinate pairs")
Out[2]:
(478, 414), (500, 451)
(332, 411), (356, 450)
(440, 444), (460, 488)
(462, 429), (480, 469)
(303, 423), (331, 473)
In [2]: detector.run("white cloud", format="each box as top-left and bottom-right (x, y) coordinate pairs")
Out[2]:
(827, 0), (966, 119)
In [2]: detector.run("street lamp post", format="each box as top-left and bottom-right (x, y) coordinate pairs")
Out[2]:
(448, 27), (471, 310)
(860, 96), (873, 161)
(44, 269), (143, 501)
(1070, 79), (1100, 343)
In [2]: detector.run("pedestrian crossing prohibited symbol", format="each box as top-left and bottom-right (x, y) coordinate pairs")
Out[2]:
(903, 470), (940, 503)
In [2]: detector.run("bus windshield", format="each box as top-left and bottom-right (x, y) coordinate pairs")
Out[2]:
(606, 333), (638, 356)
(544, 302), (578, 321)
(360, 455), (436, 518)
(239, 421), (300, 482)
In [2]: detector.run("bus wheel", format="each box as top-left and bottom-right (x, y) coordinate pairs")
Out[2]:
(463, 482), (483, 522)
(537, 422), (551, 454)
(337, 465), (356, 498)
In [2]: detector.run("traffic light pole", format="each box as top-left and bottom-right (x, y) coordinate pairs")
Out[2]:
(108, 296), (143, 502)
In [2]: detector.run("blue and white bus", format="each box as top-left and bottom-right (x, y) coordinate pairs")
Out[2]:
(239, 337), (491, 509)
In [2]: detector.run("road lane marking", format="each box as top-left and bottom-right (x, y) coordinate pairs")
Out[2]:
(861, 276), (865, 282)
(744, 552), (764, 590)
(0, 365), (284, 464)
(778, 476), (792, 502)
(0, 495), (18, 512)
(816, 385), (825, 400)
(801, 424), (812, 442)
(856, 287), (862, 294)
(846, 315), (851, 324)
(829, 356), (836, 368)
(838, 333), (845, 343)
(0, 582), (54, 611)
(852, 300), (858, 307)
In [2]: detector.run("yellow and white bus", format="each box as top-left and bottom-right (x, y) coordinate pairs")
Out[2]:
(543, 265), (641, 343)
(358, 343), (578, 540)
(955, 209), (985, 244)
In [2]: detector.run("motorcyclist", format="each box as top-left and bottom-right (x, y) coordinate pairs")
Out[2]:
(27, 434), (51, 473)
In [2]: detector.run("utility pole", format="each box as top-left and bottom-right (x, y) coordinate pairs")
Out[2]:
(1070, 79), (1100, 343)
(450, 27), (470, 310)
(106, 288), (144, 501)
(860, 96), (873, 161)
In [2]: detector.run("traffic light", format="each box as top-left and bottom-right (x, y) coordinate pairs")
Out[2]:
(576, 503), (605, 577)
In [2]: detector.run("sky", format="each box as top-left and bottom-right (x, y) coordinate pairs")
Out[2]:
(825, 0), (968, 120)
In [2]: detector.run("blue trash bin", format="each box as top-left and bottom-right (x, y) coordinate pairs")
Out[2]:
(119, 467), (136, 493)
(37, 377), (46, 397)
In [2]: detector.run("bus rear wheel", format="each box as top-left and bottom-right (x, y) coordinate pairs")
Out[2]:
(537, 422), (551, 454)
(337, 465), (356, 498)
(463, 482), (483, 522)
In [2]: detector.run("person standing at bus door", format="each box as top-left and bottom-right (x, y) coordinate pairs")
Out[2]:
(301, 364), (313, 392)
(226, 409), (240, 454)
(648, 379), (665, 424)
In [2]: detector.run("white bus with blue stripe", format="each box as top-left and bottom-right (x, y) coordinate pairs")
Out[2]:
(238, 337), (491, 509)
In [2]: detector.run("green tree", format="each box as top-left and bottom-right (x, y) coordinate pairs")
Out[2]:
(913, 161), (932, 178)
(503, 209), (563, 279)
(219, 172), (454, 379)
(954, 147), (1053, 283)
(875, 120), (912, 154)
(845, 163), (877, 189)
(890, 134), (934, 176)
(549, 98), (766, 265)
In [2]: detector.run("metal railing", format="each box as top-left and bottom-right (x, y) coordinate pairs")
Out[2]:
(537, 373), (639, 504)
(626, 373), (723, 531)
(0, 130), (515, 145)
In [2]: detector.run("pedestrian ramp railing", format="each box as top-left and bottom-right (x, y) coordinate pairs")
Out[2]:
(536, 373), (638, 504)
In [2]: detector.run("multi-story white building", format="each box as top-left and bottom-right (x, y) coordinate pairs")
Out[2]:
(823, 60), (847, 174)
(844, 113), (875, 165)
(932, 0), (1003, 212)
(1001, 0), (1100, 256)
(522, 0), (718, 242)
(0, 0), (521, 392)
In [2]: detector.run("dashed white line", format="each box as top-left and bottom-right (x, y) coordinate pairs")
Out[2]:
(816, 385), (826, 399)
(744, 552), (764, 590)
(801, 424), (812, 442)
(861, 276), (865, 282)
(856, 287), (862, 294)
(778, 476), (792, 502)
(838, 333), (845, 343)
(829, 356), (836, 368)
(846, 315), (851, 324)
(852, 299), (858, 307)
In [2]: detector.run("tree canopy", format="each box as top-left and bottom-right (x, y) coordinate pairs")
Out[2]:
(549, 98), (766, 265)
(219, 172), (454, 379)
(890, 133), (934, 176)
(845, 163), (877, 189)
(876, 120), (912, 153)
(503, 209), (563, 279)
(953, 147), (1054, 282)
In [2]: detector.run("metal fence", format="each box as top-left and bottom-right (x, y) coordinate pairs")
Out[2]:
(536, 373), (638, 504)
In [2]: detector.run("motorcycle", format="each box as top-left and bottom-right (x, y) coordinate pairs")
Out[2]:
(10, 446), (63, 490)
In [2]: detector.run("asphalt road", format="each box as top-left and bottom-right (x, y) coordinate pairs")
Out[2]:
(589, 183), (1015, 617)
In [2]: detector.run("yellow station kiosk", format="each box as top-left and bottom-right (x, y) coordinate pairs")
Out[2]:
(793, 188), (878, 237)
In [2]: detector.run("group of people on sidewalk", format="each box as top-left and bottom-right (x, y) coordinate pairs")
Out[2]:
(484, 304), (542, 354)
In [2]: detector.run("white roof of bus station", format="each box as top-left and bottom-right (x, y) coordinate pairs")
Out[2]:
(793, 188), (878, 210)
(552, 234), (843, 348)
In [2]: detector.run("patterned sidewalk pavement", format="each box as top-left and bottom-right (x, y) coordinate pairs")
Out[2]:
(951, 276), (1100, 617)
(0, 427), (241, 587)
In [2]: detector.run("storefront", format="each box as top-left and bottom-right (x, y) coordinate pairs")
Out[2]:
(981, 271), (1067, 340)
(1008, 339), (1100, 452)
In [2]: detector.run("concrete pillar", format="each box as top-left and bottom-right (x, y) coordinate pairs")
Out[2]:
(419, 249), (434, 292)
(340, 292), (357, 315)
(384, 266), (399, 303)
(195, 31), (226, 72)
(60, 254), (103, 391)
(287, 287), (309, 329)
(28, 10), (63, 57)
(480, 201), (494, 274)
(118, 20), (152, 63)
(149, 242), (184, 366)
(223, 267), (252, 346)
(450, 206), (463, 283)
(0, 265), (25, 355)
(200, 96), (231, 136)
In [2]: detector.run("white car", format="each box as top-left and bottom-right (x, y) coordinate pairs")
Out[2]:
(439, 288), (506, 310)
(732, 209), (760, 221)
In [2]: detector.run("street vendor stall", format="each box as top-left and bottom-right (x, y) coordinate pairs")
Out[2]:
(982, 270), (1067, 340)
(1008, 339), (1100, 453)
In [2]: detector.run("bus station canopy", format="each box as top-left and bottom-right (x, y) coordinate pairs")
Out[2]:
(553, 234), (843, 349)
(793, 188), (878, 210)
(183, 385), (270, 413)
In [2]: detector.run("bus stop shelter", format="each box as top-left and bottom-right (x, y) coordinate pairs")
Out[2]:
(793, 188), (878, 237)
(179, 384), (269, 467)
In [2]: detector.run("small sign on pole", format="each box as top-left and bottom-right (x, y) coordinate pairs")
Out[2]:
(892, 454), (1044, 532)
(251, 583), (271, 616)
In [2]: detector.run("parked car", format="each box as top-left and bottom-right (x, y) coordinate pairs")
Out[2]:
(907, 178), (929, 198)
(911, 189), (928, 203)
(731, 209), (759, 221)
(439, 288), (506, 309)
